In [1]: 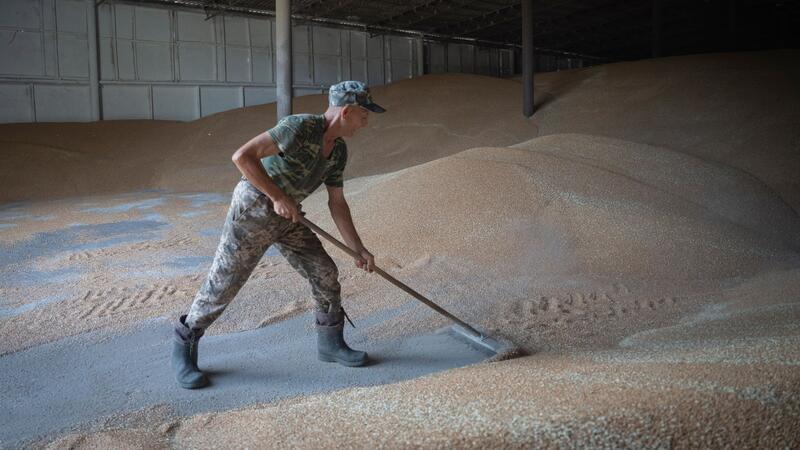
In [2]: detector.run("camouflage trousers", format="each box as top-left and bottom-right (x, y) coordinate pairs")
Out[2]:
(185, 178), (341, 331)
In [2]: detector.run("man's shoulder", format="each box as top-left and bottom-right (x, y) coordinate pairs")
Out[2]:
(276, 114), (322, 133)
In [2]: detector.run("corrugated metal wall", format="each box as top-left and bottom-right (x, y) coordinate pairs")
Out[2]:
(0, 0), (514, 124)
(426, 42), (513, 78)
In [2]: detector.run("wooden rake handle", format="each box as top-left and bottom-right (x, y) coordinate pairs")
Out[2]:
(298, 216), (483, 338)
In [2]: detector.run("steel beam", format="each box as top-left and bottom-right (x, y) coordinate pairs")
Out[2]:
(87, 0), (101, 120)
(521, 0), (534, 117)
(276, 0), (292, 119)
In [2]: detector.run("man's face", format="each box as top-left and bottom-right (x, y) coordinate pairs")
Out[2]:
(341, 105), (369, 136)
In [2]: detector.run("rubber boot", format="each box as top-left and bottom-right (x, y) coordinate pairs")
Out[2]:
(316, 306), (368, 367)
(171, 315), (209, 389)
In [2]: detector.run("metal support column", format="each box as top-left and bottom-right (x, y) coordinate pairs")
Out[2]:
(276, 0), (292, 119)
(87, 0), (101, 121)
(415, 38), (425, 76)
(521, 0), (534, 117)
(652, 0), (663, 58)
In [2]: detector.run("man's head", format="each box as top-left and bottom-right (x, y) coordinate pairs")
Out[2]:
(325, 81), (385, 137)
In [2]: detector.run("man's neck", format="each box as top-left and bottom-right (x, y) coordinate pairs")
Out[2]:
(322, 110), (344, 141)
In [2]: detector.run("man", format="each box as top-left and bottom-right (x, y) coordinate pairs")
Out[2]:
(171, 81), (386, 389)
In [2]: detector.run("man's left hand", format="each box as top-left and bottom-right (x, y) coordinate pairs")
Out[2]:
(355, 248), (375, 273)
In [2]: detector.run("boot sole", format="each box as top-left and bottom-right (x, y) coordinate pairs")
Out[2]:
(318, 353), (367, 367)
(176, 377), (210, 389)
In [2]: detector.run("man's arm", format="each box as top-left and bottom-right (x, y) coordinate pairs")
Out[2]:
(327, 185), (374, 272)
(231, 131), (300, 222)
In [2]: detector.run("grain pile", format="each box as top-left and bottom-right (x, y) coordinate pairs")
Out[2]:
(0, 74), (536, 203)
(2, 50), (800, 448)
(530, 49), (800, 212)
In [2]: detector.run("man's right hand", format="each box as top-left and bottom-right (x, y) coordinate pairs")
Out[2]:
(273, 195), (301, 223)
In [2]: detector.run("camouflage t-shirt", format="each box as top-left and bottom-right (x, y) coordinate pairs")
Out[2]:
(261, 114), (347, 203)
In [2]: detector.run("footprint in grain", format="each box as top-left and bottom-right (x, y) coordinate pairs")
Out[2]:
(132, 235), (193, 251)
(75, 283), (185, 319)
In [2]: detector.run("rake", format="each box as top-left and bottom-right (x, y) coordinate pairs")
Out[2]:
(299, 216), (517, 356)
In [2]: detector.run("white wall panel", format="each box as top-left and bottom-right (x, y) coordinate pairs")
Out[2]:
(56, 0), (86, 33)
(0, 0), (42, 28)
(224, 16), (249, 46)
(134, 7), (170, 41)
(115, 4), (134, 39)
(388, 36), (413, 82)
(293, 87), (322, 97)
(489, 49), (499, 76)
(292, 25), (309, 53)
(177, 11), (214, 42)
(35, 84), (91, 121)
(314, 55), (341, 85)
(226, 46), (251, 82)
(200, 86), (241, 116)
(0, 30), (44, 76)
(116, 40), (136, 80)
(244, 86), (276, 106)
(102, 84), (150, 120)
(367, 36), (382, 58)
(249, 19), (271, 48)
(42, 0), (56, 29)
(350, 32), (365, 59)
(349, 59), (367, 84)
(460, 45), (475, 73)
(251, 48), (272, 83)
(58, 36), (89, 78)
(0, 84), (33, 123)
(366, 36), (383, 85)
(153, 85), (199, 120)
(313, 27), (340, 55)
(98, 3), (113, 37)
(391, 59), (412, 82)
(500, 51), (511, 77)
(136, 42), (172, 80)
(178, 43), (216, 81)
(476, 48), (490, 75)
(293, 54), (312, 84)
(43, 31), (58, 76)
(389, 37), (411, 60)
(367, 59), (384, 86)
(428, 43), (445, 73)
(99, 38), (115, 79)
(447, 43), (461, 72)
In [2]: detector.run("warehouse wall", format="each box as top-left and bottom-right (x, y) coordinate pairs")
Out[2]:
(0, 0), (513, 124)
(426, 42), (513, 78)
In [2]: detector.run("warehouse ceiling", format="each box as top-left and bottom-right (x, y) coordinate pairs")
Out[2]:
(132, 0), (799, 61)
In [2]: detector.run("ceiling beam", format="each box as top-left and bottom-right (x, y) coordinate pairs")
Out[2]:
(367, 0), (454, 28)
(430, 0), (587, 37)
(457, 13), (522, 37)
(431, 3), (520, 35)
(300, 0), (363, 18)
(381, 1), (487, 30)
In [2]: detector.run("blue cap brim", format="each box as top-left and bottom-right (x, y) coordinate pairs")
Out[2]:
(364, 103), (386, 113)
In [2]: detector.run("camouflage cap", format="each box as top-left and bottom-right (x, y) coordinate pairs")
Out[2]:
(328, 80), (386, 113)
